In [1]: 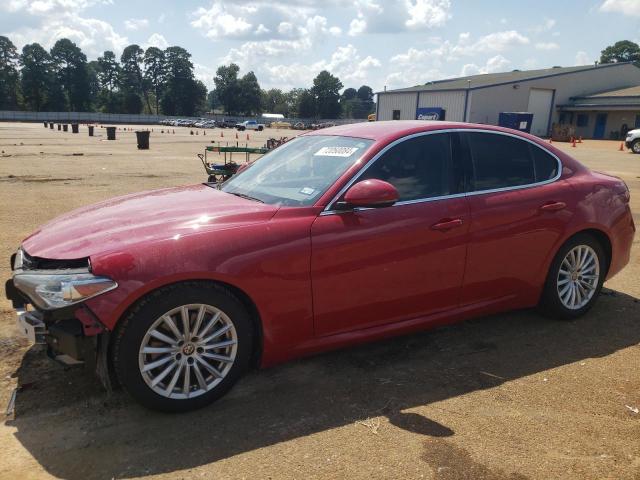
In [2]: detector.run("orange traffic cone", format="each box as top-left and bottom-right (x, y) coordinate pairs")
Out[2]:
(619, 142), (624, 151)
(246, 133), (250, 141)
(203, 130), (206, 136)
(235, 132), (238, 139)
(549, 138), (553, 144)
(578, 136), (582, 143)
(572, 138), (577, 148)
(221, 131), (224, 138)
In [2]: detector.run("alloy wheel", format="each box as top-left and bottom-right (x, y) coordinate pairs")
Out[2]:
(138, 304), (238, 399)
(556, 245), (600, 310)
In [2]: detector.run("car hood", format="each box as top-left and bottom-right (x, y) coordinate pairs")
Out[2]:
(22, 184), (279, 260)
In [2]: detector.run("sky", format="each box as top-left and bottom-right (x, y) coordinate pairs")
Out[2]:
(1, 0), (639, 93)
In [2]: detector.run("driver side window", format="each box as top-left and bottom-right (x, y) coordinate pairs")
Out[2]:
(359, 133), (455, 202)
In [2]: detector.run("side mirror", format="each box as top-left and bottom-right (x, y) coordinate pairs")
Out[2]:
(341, 179), (399, 209)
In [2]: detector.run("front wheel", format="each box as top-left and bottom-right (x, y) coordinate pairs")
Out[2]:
(258, 126), (264, 131)
(539, 234), (606, 320)
(632, 140), (640, 154)
(112, 282), (253, 412)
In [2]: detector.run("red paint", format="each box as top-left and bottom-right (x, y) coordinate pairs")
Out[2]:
(20, 121), (635, 368)
(343, 179), (399, 207)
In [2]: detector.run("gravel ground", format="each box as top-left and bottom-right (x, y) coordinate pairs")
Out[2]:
(0, 122), (638, 480)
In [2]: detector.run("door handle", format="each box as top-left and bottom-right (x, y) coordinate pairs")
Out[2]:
(431, 218), (464, 231)
(539, 201), (566, 212)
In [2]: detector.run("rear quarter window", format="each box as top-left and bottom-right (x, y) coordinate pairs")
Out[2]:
(530, 145), (559, 181)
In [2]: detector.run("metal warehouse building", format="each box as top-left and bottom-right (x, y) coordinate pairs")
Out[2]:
(376, 62), (640, 139)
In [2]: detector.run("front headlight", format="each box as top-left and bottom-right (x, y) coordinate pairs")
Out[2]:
(13, 272), (117, 310)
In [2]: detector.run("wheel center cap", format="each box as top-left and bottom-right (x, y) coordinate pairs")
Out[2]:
(571, 272), (579, 281)
(182, 343), (195, 355)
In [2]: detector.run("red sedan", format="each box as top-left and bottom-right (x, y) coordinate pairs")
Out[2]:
(7, 121), (635, 412)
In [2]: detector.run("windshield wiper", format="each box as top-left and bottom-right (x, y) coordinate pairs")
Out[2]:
(228, 192), (264, 203)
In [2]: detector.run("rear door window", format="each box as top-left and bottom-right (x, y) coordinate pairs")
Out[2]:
(466, 132), (535, 191)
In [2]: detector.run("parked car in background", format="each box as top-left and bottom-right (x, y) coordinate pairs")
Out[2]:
(235, 120), (265, 131)
(625, 128), (640, 153)
(271, 121), (292, 129)
(7, 121), (634, 412)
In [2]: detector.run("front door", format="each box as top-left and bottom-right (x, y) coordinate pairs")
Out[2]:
(310, 132), (469, 336)
(593, 113), (607, 139)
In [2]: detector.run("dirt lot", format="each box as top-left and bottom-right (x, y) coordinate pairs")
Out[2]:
(0, 122), (638, 480)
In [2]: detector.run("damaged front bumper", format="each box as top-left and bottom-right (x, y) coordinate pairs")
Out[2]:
(6, 250), (114, 388)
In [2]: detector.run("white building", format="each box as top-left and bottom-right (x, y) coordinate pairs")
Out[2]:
(376, 62), (640, 139)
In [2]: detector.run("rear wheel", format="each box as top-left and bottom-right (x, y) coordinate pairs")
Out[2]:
(539, 234), (606, 320)
(112, 282), (253, 412)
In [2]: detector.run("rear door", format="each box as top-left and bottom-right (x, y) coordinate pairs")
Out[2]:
(310, 132), (470, 336)
(459, 131), (571, 306)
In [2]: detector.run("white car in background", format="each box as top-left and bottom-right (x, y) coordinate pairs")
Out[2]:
(235, 120), (265, 131)
(625, 129), (640, 153)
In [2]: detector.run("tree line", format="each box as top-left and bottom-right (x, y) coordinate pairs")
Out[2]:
(0, 35), (375, 119)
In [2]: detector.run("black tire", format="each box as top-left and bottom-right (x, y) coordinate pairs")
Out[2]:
(538, 233), (607, 320)
(258, 126), (263, 131)
(112, 282), (253, 412)
(632, 140), (640, 154)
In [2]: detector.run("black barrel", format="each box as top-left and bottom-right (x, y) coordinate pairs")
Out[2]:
(43, 122), (47, 128)
(106, 126), (116, 140)
(135, 130), (150, 149)
(71, 123), (79, 133)
(50, 123), (54, 129)
(57, 124), (61, 130)
(62, 124), (68, 132)
(88, 125), (94, 137)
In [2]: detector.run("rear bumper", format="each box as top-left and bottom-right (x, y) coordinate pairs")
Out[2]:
(606, 206), (636, 280)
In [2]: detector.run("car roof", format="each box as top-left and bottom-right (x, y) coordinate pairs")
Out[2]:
(304, 120), (538, 144)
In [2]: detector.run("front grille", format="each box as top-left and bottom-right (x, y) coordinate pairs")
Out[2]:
(21, 250), (88, 271)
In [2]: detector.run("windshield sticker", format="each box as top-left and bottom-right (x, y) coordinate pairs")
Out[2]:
(314, 146), (359, 157)
(299, 187), (315, 195)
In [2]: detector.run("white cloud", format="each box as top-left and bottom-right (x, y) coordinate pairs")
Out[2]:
(255, 24), (270, 35)
(405, 0), (451, 29)
(461, 55), (511, 76)
(7, 11), (127, 56)
(1, 0), (112, 15)
(124, 18), (149, 31)
(191, 1), (253, 38)
(144, 33), (168, 49)
(535, 42), (560, 50)
(531, 17), (556, 34)
(459, 30), (529, 54)
(349, 16), (367, 36)
(575, 51), (592, 65)
(600, 0), (640, 16)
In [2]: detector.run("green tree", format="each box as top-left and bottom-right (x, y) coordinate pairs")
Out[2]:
(297, 89), (316, 118)
(600, 40), (640, 64)
(341, 87), (357, 101)
(20, 43), (52, 111)
(207, 89), (219, 112)
(214, 63), (241, 114)
(97, 50), (121, 112)
(238, 71), (261, 115)
(160, 46), (203, 116)
(312, 70), (342, 119)
(0, 36), (20, 110)
(143, 47), (166, 114)
(120, 45), (147, 113)
(262, 88), (288, 115)
(50, 38), (91, 111)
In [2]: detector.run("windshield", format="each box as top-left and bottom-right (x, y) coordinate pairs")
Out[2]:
(220, 135), (374, 206)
